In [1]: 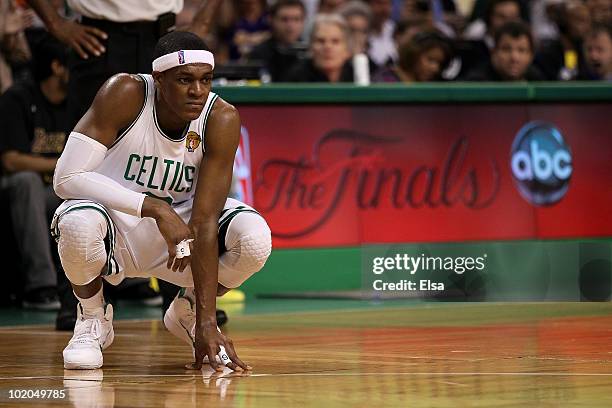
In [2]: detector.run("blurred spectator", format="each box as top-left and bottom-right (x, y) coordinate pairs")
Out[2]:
(224, 0), (271, 60)
(0, 0), (31, 93)
(466, 0), (528, 30)
(284, 13), (353, 82)
(392, 16), (462, 80)
(0, 35), (68, 310)
(367, 0), (396, 67)
(464, 21), (544, 80)
(300, 0), (319, 39)
(581, 24), (612, 80)
(319, 0), (348, 13)
(459, 0), (523, 75)
(177, 0), (221, 56)
(401, 0), (458, 18)
(247, 0), (306, 82)
(584, 0), (612, 25)
(463, 0), (525, 41)
(373, 30), (452, 82)
(393, 16), (431, 46)
(339, 1), (372, 55)
(535, 1), (591, 80)
(530, 0), (562, 42)
(400, 0), (464, 36)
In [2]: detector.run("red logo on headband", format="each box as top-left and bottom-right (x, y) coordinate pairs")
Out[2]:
(178, 50), (185, 64)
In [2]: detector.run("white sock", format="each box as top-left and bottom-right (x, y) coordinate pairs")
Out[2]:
(75, 286), (104, 318)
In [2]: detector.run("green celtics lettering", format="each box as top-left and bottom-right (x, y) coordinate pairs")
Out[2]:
(123, 153), (196, 194)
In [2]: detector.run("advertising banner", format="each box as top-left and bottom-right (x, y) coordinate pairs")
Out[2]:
(239, 104), (612, 248)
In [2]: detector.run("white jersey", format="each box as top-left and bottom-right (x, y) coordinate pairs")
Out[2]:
(96, 74), (218, 206)
(67, 0), (183, 22)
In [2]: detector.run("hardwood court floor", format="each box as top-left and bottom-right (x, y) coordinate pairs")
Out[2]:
(1, 301), (612, 407)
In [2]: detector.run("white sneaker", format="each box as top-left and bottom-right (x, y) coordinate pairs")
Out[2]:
(164, 295), (196, 349)
(163, 294), (223, 363)
(63, 304), (114, 369)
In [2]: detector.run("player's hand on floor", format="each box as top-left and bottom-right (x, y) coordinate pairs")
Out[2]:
(192, 324), (250, 372)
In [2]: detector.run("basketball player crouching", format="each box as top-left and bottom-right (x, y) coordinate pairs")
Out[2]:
(52, 31), (271, 371)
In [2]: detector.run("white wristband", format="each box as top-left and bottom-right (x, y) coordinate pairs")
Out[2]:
(217, 346), (231, 366)
(175, 239), (194, 259)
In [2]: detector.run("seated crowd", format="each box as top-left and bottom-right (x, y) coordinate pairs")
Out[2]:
(190, 0), (612, 83)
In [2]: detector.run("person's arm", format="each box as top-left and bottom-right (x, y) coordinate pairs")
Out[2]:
(53, 74), (149, 216)
(189, 99), (248, 371)
(1, 151), (56, 173)
(1, 3), (31, 65)
(27, 0), (107, 59)
(187, 0), (222, 39)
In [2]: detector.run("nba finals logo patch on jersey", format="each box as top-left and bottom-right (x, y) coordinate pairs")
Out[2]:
(178, 50), (185, 64)
(186, 131), (201, 152)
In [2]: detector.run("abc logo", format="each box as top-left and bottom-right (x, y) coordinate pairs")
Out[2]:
(510, 122), (572, 206)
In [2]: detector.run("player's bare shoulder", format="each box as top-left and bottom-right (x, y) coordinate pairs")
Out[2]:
(75, 73), (147, 147)
(95, 73), (145, 118)
(75, 74), (146, 147)
(205, 97), (241, 151)
(209, 98), (240, 127)
(86, 74), (145, 127)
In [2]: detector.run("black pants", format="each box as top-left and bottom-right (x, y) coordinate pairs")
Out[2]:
(66, 17), (160, 130)
(0, 172), (62, 292)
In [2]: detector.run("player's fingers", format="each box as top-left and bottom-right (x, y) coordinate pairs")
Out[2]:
(193, 350), (204, 370)
(225, 361), (243, 372)
(207, 347), (222, 371)
(172, 257), (182, 272)
(178, 256), (190, 273)
(78, 33), (104, 56)
(224, 344), (248, 371)
(83, 25), (108, 40)
(71, 41), (88, 59)
(167, 244), (177, 269)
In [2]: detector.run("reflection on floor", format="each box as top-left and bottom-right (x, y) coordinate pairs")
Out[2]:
(1, 301), (612, 407)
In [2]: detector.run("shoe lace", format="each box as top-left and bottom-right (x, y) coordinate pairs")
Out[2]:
(70, 318), (103, 346)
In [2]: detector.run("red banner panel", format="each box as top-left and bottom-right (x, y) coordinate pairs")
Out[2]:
(239, 104), (612, 248)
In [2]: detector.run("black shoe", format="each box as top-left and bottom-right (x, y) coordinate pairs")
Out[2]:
(55, 307), (77, 331)
(22, 287), (60, 310)
(55, 275), (78, 331)
(113, 280), (162, 306)
(217, 309), (228, 327)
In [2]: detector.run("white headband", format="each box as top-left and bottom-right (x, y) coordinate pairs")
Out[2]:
(152, 50), (215, 72)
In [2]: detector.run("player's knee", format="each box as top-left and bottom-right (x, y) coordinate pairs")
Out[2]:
(238, 227), (272, 273)
(228, 213), (272, 274)
(57, 210), (108, 286)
